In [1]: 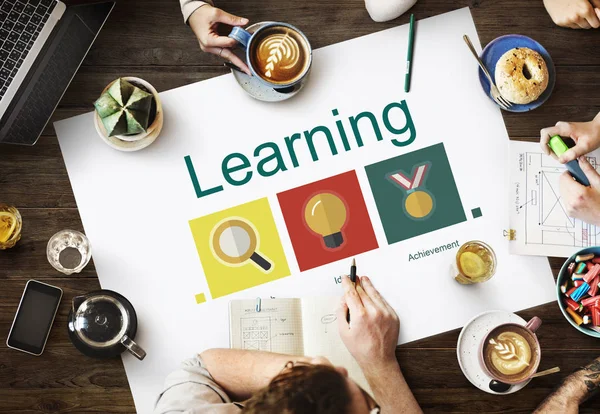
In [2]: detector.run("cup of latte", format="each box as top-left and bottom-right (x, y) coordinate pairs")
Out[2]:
(479, 317), (542, 385)
(229, 22), (312, 91)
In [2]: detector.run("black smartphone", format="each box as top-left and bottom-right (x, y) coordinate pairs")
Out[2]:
(7, 280), (63, 356)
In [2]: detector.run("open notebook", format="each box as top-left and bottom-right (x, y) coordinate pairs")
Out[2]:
(229, 297), (371, 395)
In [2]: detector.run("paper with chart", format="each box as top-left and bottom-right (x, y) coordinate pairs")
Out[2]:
(229, 297), (370, 394)
(509, 141), (600, 257)
(54, 8), (556, 413)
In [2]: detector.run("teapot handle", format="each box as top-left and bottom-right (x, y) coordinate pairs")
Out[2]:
(121, 335), (146, 360)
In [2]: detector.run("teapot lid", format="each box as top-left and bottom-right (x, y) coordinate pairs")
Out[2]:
(73, 294), (129, 348)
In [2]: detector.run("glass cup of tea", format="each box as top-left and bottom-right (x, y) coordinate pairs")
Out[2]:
(47, 229), (92, 275)
(0, 203), (22, 249)
(454, 240), (497, 284)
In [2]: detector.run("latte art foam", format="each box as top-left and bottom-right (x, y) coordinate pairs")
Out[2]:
(250, 27), (309, 85)
(488, 332), (532, 376)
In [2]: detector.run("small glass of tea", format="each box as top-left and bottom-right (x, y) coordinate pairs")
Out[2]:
(454, 240), (497, 284)
(0, 204), (22, 249)
(47, 229), (92, 275)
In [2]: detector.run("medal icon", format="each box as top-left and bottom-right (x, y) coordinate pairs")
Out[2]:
(386, 162), (435, 220)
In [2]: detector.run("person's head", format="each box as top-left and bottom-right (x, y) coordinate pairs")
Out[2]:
(242, 357), (379, 414)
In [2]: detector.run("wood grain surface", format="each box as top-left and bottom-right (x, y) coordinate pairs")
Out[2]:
(1, 0), (599, 412)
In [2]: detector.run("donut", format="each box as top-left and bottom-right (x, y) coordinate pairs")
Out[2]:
(494, 48), (549, 104)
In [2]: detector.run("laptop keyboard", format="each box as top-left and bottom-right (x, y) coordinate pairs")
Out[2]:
(0, 0), (57, 100)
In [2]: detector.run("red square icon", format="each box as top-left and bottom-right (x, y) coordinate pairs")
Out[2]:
(277, 170), (378, 271)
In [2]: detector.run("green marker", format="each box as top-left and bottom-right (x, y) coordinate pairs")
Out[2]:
(405, 14), (415, 93)
(548, 135), (590, 186)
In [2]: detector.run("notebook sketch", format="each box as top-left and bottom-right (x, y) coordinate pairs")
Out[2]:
(229, 297), (371, 395)
(509, 141), (600, 257)
(241, 317), (272, 351)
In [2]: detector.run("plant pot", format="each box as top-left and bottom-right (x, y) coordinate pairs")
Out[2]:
(93, 77), (163, 152)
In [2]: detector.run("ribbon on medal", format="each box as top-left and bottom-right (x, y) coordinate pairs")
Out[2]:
(386, 162), (435, 220)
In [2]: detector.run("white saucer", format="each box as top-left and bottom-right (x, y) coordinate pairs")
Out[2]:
(230, 22), (304, 103)
(456, 310), (531, 395)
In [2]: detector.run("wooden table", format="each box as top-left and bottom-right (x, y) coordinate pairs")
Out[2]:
(1, 0), (599, 412)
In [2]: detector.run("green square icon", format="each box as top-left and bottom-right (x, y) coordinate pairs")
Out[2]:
(365, 143), (466, 244)
(471, 207), (482, 218)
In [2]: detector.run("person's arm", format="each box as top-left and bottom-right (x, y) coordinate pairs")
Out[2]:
(337, 275), (423, 414)
(534, 357), (600, 413)
(543, 0), (600, 29)
(199, 349), (312, 401)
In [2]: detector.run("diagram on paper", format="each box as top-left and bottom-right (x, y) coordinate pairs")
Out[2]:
(241, 317), (272, 351)
(510, 141), (600, 257)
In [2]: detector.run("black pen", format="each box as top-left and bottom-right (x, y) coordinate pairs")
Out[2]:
(347, 258), (357, 323)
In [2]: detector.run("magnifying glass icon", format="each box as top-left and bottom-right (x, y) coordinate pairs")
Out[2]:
(210, 218), (273, 273)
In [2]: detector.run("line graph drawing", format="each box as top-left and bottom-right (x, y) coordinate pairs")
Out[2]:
(241, 317), (271, 351)
(523, 153), (599, 248)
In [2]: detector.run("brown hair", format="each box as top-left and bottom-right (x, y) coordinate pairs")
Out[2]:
(242, 363), (351, 414)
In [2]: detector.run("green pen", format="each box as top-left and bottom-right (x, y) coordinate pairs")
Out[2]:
(405, 14), (415, 93)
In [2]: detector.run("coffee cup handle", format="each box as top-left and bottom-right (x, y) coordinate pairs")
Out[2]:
(525, 316), (542, 333)
(228, 27), (252, 49)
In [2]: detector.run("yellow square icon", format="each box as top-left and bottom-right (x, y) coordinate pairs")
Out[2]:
(189, 198), (291, 299)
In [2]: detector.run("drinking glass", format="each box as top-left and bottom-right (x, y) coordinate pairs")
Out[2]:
(453, 240), (497, 284)
(0, 203), (22, 249)
(47, 230), (92, 275)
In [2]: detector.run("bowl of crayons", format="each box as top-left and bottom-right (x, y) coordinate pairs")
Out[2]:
(558, 247), (600, 338)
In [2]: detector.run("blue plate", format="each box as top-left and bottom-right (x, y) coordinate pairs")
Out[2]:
(478, 34), (555, 112)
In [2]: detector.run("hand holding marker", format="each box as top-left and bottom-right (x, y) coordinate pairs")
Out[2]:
(548, 135), (591, 187)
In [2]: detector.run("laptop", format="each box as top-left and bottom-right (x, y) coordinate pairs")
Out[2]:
(0, 0), (115, 146)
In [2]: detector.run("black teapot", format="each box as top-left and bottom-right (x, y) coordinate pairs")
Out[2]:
(68, 290), (146, 360)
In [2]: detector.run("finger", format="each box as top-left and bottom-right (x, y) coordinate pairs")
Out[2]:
(596, 8), (600, 21)
(578, 156), (600, 187)
(207, 47), (252, 76)
(204, 35), (238, 49)
(577, 18), (592, 29)
(560, 169), (582, 195)
(561, 143), (591, 164)
(341, 274), (364, 311)
(585, 9), (600, 28)
(214, 8), (249, 26)
(360, 276), (390, 312)
(540, 127), (561, 158)
(355, 283), (377, 312)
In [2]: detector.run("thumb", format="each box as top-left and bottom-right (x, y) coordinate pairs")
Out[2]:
(560, 143), (591, 164)
(215, 9), (249, 26)
(578, 156), (600, 187)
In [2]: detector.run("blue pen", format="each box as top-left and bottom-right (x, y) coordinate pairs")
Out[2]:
(548, 135), (590, 187)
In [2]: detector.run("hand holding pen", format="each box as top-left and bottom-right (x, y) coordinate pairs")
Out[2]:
(337, 274), (400, 369)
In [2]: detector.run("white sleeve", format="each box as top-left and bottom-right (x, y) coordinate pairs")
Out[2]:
(180, 0), (214, 23)
(154, 355), (243, 413)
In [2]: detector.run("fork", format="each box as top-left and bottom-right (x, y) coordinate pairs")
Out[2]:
(463, 35), (513, 110)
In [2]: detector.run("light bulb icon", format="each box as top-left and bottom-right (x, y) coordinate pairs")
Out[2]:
(304, 192), (348, 249)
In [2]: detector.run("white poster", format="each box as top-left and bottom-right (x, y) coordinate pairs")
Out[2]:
(55, 8), (555, 413)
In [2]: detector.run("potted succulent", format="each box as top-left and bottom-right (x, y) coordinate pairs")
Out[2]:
(93, 77), (163, 151)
